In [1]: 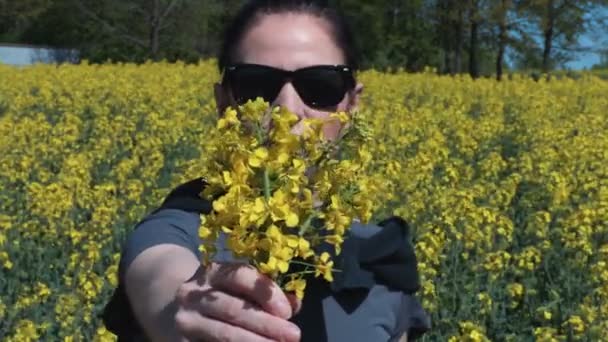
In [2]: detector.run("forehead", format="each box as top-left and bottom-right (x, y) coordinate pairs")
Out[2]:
(235, 12), (346, 70)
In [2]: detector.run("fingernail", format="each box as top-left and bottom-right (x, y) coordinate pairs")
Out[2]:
(278, 301), (293, 318)
(287, 323), (301, 340)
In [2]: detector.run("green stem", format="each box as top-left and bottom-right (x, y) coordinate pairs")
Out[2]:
(289, 270), (319, 276)
(289, 260), (317, 268)
(286, 268), (343, 277)
(299, 210), (319, 236)
(255, 123), (265, 144)
(288, 260), (343, 273)
(256, 124), (272, 202)
(263, 167), (271, 202)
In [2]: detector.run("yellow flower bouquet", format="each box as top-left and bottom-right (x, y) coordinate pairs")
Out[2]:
(197, 98), (379, 299)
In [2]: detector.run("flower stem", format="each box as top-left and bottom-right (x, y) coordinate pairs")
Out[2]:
(263, 167), (271, 202)
(299, 210), (319, 236)
(289, 260), (317, 268)
(256, 124), (271, 202)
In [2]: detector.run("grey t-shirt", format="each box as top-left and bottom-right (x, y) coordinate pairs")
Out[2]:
(118, 208), (431, 341)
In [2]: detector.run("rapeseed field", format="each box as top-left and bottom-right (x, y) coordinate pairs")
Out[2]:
(1, 60), (607, 341)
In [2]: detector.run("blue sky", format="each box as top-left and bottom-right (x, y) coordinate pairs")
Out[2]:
(564, 32), (607, 69)
(564, 9), (608, 69)
(567, 55), (599, 70)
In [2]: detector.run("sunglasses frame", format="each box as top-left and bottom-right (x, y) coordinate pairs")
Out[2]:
(221, 63), (357, 109)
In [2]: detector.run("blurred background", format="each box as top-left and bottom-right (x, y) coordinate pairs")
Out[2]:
(1, 0), (607, 78)
(2, 2), (608, 341)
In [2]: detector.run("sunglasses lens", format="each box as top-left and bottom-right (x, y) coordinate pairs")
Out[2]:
(227, 66), (284, 104)
(294, 68), (350, 108)
(225, 65), (354, 109)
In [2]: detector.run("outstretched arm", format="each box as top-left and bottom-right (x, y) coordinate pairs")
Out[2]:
(120, 209), (301, 342)
(124, 243), (199, 341)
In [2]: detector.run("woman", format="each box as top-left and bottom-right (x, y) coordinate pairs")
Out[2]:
(102, 1), (431, 341)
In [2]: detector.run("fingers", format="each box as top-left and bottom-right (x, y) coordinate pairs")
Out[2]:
(285, 293), (302, 316)
(175, 263), (302, 342)
(208, 263), (294, 319)
(175, 309), (275, 342)
(197, 289), (301, 342)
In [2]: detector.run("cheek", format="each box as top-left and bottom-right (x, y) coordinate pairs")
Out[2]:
(322, 97), (353, 140)
(303, 96), (351, 141)
(307, 111), (345, 141)
(305, 110), (338, 137)
(322, 120), (342, 141)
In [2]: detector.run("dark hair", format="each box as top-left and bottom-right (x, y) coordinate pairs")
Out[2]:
(218, 0), (360, 72)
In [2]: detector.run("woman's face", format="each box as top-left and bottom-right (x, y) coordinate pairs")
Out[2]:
(215, 12), (363, 140)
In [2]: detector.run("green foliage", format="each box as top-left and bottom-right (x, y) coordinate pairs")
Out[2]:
(0, 0), (53, 41)
(2, 0), (607, 75)
(2, 61), (608, 340)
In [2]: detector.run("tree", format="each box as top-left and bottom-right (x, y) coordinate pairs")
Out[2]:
(468, 0), (489, 79)
(490, 0), (513, 80)
(434, 0), (468, 74)
(591, 48), (608, 68)
(21, 0), (238, 62)
(333, 0), (440, 71)
(382, 0), (441, 71)
(0, 0), (53, 41)
(5, 0), (605, 73)
(74, 0), (187, 60)
(517, 0), (608, 73)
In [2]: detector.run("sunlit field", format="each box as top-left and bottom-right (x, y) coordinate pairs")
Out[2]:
(1, 60), (607, 341)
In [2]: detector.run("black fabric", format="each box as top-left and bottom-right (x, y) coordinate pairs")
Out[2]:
(152, 177), (213, 214)
(102, 177), (424, 340)
(398, 295), (432, 341)
(289, 273), (333, 341)
(102, 283), (141, 342)
(290, 216), (420, 342)
(331, 216), (420, 294)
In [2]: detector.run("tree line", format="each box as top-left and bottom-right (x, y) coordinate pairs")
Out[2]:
(1, 0), (607, 79)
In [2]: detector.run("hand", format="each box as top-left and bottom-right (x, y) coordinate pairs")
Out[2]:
(174, 262), (302, 342)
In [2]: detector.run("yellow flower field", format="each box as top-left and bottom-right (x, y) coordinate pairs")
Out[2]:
(0, 60), (607, 341)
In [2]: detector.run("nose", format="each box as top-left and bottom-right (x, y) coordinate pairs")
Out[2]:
(272, 81), (307, 119)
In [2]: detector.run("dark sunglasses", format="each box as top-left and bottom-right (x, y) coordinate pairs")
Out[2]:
(221, 63), (356, 109)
